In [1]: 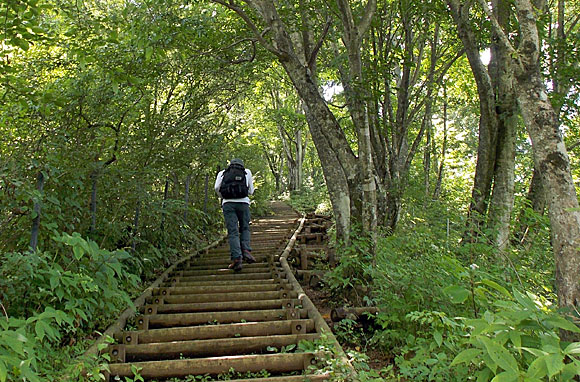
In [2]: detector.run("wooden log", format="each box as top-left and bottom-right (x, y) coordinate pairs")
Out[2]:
(119, 319), (315, 344)
(151, 290), (297, 304)
(144, 298), (300, 314)
(120, 333), (319, 362)
(140, 308), (308, 329)
(108, 352), (320, 380)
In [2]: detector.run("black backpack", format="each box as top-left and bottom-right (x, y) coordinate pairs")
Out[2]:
(219, 164), (249, 199)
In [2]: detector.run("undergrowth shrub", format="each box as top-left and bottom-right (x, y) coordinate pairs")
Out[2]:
(0, 233), (140, 381)
(286, 185), (331, 215)
(324, 195), (569, 381)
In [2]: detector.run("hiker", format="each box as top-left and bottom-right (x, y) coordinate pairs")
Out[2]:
(214, 158), (256, 271)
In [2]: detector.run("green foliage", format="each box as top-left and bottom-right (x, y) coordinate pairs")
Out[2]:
(0, 234), (139, 381)
(286, 185), (332, 215)
(451, 288), (580, 381)
(321, 187), (567, 380)
(325, 227), (374, 305)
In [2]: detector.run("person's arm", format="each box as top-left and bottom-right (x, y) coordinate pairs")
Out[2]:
(246, 169), (255, 195)
(214, 171), (224, 197)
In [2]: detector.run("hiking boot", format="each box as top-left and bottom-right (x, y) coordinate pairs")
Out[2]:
(228, 258), (243, 272)
(242, 250), (256, 264)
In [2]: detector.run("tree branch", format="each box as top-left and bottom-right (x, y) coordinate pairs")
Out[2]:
(566, 13), (580, 35)
(357, 0), (377, 37)
(307, 17), (331, 70)
(211, 0), (281, 57)
(473, 0), (519, 61)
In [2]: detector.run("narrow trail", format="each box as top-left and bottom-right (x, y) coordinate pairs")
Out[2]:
(103, 202), (340, 381)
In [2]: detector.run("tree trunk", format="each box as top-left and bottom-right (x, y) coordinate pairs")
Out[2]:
(514, 168), (546, 245)
(336, 0), (378, 236)
(433, 89), (448, 200)
(184, 174), (191, 221)
(424, 123), (432, 201)
(29, 171), (44, 251)
(518, 71), (580, 318)
(295, 128), (304, 191)
(487, 0), (518, 251)
(510, 0), (580, 331)
(132, 200), (141, 253)
(301, 100), (353, 244)
(203, 174), (209, 217)
(161, 177), (169, 233)
(89, 170), (98, 235)
(488, 118), (516, 251)
(448, 0), (499, 242)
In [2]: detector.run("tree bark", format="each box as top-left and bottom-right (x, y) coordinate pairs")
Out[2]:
(132, 199), (141, 253)
(161, 177), (169, 233)
(514, 3), (580, 318)
(214, 0), (361, 244)
(424, 121), (432, 201)
(89, 170), (98, 235)
(433, 88), (448, 200)
(515, 168), (546, 245)
(29, 171), (44, 252)
(336, 0), (378, 236)
(203, 174), (209, 217)
(487, 0), (518, 251)
(295, 127), (304, 190)
(478, 0), (580, 328)
(184, 174), (191, 221)
(448, 0), (499, 242)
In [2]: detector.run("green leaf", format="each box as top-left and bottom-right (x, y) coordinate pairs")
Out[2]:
(451, 348), (482, 366)
(476, 368), (493, 382)
(49, 274), (59, 289)
(508, 331), (521, 351)
(433, 330), (443, 347)
(478, 336), (518, 373)
(564, 342), (580, 355)
(14, 38), (30, 51)
(490, 371), (518, 382)
(526, 355), (548, 379)
(35, 320), (46, 341)
(444, 285), (469, 304)
(73, 245), (84, 260)
(560, 362), (580, 379)
(544, 315), (580, 333)
(0, 360), (6, 382)
(479, 279), (511, 298)
(145, 46), (153, 61)
(55, 287), (64, 301)
(544, 353), (564, 378)
(512, 289), (537, 311)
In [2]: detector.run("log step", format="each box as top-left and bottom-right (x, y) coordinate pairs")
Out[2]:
(137, 308), (307, 329)
(141, 298), (301, 314)
(103, 202), (340, 381)
(108, 353), (321, 379)
(118, 319), (316, 344)
(111, 333), (319, 362)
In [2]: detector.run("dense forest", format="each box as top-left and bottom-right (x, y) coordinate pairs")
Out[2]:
(1, 0), (580, 380)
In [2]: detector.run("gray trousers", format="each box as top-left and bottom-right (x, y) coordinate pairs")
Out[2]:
(222, 202), (252, 260)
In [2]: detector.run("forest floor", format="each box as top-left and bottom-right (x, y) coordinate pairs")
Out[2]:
(299, 276), (392, 370)
(293, 236), (393, 374)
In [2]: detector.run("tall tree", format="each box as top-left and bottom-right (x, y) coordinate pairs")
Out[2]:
(211, 0), (374, 245)
(475, 0), (580, 324)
